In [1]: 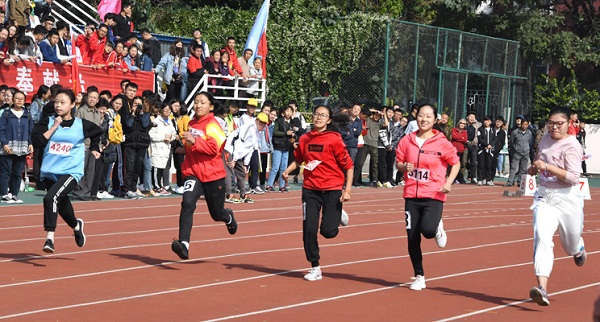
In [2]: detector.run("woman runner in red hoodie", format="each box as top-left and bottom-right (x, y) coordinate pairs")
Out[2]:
(396, 102), (460, 290)
(283, 105), (354, 281)
(171, 92), (237, 260)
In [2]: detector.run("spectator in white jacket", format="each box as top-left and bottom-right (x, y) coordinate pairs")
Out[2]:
(149, 102), (177, 195)
(224, 112), (268, 203)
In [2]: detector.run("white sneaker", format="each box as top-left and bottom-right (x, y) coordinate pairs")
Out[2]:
(175, 186), (185, 194)
(304, 266), (322, 281)
(435, 219), (447, 248)
(409, 275), (426, 290)
(383, 181), (394, 188)
(340, 209), (349, 226)
(1, 194), (13, 203)
(253, 186), (265, 194)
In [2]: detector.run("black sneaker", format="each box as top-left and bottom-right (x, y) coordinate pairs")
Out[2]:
(171, 239), (189, 260)
(73, 219), (86, 247)
(225, 209), (237, 235)
(42, 239), (55, 253)
(529, 286), (550, 306)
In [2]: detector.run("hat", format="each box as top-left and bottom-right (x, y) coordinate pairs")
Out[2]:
(247, 98), (258, 107)
(256, 112), (268, 123)
(516, 114), (524, 120)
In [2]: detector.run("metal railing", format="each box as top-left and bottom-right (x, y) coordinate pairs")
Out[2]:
(184, 74), (267, 115)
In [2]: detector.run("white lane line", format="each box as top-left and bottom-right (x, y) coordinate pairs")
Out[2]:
(0, 239), (565, 320)
(435, 281), (600, 321)
(203, 251), (600, 322)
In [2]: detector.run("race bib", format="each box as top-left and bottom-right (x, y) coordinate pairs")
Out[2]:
(189, 128), (205, 138)
(304, 160), (322, 171)
(48, 142), (73, 156)
(406, 168), (430, 182)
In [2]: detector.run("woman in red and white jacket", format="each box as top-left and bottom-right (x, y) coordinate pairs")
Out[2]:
(171, 92), (238, 260)
(396, 103), (460, 291)
(283, 105), (354, 282)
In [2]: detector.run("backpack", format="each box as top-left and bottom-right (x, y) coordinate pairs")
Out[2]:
(108, 113), (124, 144)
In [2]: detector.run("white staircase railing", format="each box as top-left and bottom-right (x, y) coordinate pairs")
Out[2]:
(184, 74), (267, 115)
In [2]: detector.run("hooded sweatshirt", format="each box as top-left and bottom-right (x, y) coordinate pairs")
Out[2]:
(396, 130), (459, 202)
(294, 130), (354, 191)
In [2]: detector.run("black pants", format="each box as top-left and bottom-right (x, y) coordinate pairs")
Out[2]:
(124, 146), (146, 192)
(90, 157), (103, 197)
(43, 175), (79, 232)
(477, 150), (494, 181)
(178, 176), (231, 242)
(173, 152), (185, 187)
(112, 145), (125, 191)
(353, 146), (366, 185)
(259, 153), (269, 186)
(466, 145), (478, 180)
(302, 188), (342, 267)
(405, 198), (444, 276)
(377, 148), (395, 184)
(162, 153), (173, 188)
(248, 150), (259, 189)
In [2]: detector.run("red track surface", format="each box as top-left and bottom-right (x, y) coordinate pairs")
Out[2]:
(0, 184), (598, 321)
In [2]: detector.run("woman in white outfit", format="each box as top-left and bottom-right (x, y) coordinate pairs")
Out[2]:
(149, 102), (177, 195)
(527, 105), (586, 306)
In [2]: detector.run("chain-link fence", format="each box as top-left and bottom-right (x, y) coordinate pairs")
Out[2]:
(334, 19), (531, 125)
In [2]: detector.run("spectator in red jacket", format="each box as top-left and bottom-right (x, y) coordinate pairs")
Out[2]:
(283, 105), (354, 281)
(88, 24), (108, 64)
(220, 36), (244, 77)
(170, 91), (237, 260)
(186, 44), (205, 94)
(75, 22), (95, 65)
(567, 111), (580, 136)
(91, 41), (115, 69)
(451, 118), (468, 184)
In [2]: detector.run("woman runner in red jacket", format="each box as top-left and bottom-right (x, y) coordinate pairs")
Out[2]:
(171, 92), (237, 260)
(396, 102), (460, 290)
(283, 105), (354, 281)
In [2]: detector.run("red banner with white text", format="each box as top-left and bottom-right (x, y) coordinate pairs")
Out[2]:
(0, 61), (155, 101)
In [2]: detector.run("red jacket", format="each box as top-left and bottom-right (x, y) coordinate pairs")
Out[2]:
(88, 31), (107, 64)
(182, 113), (227, 182)
(451, 127), (467, 153)
(396, 130), (459, 202)
(568, 120), (579, 136)
(294, 130), (354, 191)
(75, 34), (92, 65)
(220, 46), (244, 76)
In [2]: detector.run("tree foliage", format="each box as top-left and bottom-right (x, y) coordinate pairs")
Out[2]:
(533, 71), (600, 122)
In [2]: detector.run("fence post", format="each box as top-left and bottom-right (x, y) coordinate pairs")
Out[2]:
(383, 20), (390, 106)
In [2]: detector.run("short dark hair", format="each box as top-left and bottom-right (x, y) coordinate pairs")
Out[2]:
(98, 23), (109, 31)
(140, 28), (150, 34)
(121, 2), (132, 11)
(42, 16), (55, 23)
(97, 98), (110, 108)
(467, 110), (477, 117)
(495, 115), (504, 122)
(86, 86), (99, 94)
(227, 36), (236, 42)
(99, 90), (113, 99)
(193, 28), (202, 33)
(55, 21), (68, 32)
(47, 29), (59, 38)
(33, 25), (48, 36)
(537, 119), (546, 129)
(104, 13), (117, 21)
(120, 79), (130, 87)
(548, 106), (570, 120)
(126, 82), (138, 90)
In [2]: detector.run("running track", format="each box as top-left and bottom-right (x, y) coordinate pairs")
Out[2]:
(0, 184), (598, 321)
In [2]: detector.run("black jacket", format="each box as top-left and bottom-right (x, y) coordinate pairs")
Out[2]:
(493, 128), (506, 154)
(271, 117), (292, 151)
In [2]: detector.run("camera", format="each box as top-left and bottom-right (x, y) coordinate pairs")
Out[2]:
(135, 104), (143, 111)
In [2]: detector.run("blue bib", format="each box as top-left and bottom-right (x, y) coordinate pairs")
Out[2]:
(41, 117), (86, 182)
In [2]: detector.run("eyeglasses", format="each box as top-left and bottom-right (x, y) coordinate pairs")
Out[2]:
(313, 112), (329, 119)
(547, 121), (566, 128)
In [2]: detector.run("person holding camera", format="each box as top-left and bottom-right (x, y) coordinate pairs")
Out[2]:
(567, 112), (580, 136)
(122, 93), (152, 199)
